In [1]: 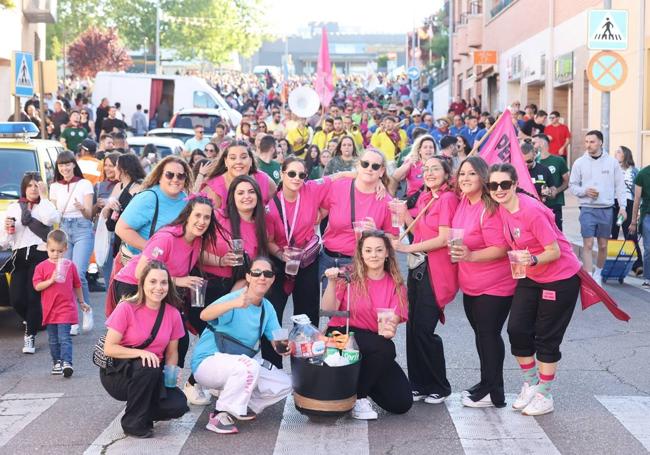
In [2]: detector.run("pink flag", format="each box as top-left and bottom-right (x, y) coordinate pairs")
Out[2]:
(479, 109), (538, 198)
(314, 27), (334, 108)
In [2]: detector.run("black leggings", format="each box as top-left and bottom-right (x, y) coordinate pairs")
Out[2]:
(508, 274), (580, 363)
(328, 326), (412, 414)
(263, 258), (320, 368)
(8, 246), (47, 336)
(463, 293), (512, 407)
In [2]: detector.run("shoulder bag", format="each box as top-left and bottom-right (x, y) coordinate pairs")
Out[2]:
(118, 189), (159, 266)
(273, 195), (321, 268)
(204, 303), (265, 358)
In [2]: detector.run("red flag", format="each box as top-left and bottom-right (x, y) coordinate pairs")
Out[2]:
(479, 109), (538, 198)
(314, 27), (334, 108)
(577, 269), (630, 321)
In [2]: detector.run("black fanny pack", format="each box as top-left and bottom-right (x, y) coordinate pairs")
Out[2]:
(205, 304), (265, 358)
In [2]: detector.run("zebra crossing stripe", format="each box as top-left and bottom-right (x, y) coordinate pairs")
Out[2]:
(445, 393), (561, 454)
(595, 396), (650, 451)
(272, 395), (369, 455)
(0, 393), (64, 447)
(83, 406), (204, 454)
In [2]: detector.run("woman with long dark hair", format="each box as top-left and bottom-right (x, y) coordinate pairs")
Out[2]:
(391, 134), (438, 199)
(94, 152), (120, 287)
(324, 135), (358, 176)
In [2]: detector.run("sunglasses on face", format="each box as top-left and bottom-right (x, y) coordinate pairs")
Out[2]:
(360, 160), (382, 171)
(525, 159), (535, 164)
(286, 170), (307, 180)
(163, 171), (187, 181)
(488, 180), (514, 191)
(249, 269), (275, 278)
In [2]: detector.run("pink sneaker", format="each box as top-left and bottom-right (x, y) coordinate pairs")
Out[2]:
(206, 412), (238, 434)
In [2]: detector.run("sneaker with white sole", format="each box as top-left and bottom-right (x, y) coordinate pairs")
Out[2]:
(51, 360), (63, 375)
(512, 383), (538, 410)
(62, 361), (74, 378)
(461, 393), (494, 408)
(206, 411), (238, 434)
(351, 398), (378, 420)
(70, 324), (79, 336)
(522, 393), (554, 416)
(22, 335), (35, 354)
(424, 393), (449, 404)
(412, 391), (427, 402)
(183, 382), (211, 406)
(232, 409), (257, 421)
(641, 281), (650, 289)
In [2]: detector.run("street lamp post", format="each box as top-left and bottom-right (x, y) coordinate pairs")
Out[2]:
(155, 0), (161, 75)
(144, 37), (148, 73)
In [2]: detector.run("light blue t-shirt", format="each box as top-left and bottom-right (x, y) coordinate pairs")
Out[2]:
(184, 137), (210, 151)
(119, 185), (187, 254)
(190, 288), (281, 373)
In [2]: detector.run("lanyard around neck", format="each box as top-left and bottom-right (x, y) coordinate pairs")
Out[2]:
(280, 192), (300, 245)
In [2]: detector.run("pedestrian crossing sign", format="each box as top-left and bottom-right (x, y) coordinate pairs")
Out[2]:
(588, 10), (628, 50)
(11, 51), (34, 97)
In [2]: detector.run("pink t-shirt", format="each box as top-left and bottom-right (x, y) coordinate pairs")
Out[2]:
(413, 190), (460, 307)
(322, 178), (398, 256)
(202, 210), (273, 277)
(405, 161), (425, 197)
(106, 301), (185, 359)
(499, 194), (581, 283)
(266, 178), (332, 249)
(115, 225), (202, 285)
(328, 273), (408, 332)
(204, 172), (272, 209)
(451, 197), (516, 297)
(33, 259), (81, 325)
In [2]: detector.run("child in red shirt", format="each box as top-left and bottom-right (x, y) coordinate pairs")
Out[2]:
(33, 230), (90, 377)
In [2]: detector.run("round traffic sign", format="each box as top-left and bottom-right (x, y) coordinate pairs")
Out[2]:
(407, 66), (420, 81)
(587, 50), (627, 92)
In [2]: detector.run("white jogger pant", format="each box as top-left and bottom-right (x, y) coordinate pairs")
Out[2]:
(194, 353), (292, 416)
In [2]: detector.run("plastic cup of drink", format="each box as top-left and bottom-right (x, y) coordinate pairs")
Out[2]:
(377, 308), (396, 336)
(507, 250), (528, 279)
(231, 239), (244, 266)
(6, 217), (16, 235)
(272, 328), (290, 354)
(353, 220), (369, 241)
(163, 365), (179, 388)
(389, 200), (407, 228)
(284, 247), (304, 276)
(54, 258), (71, 283)
(448, 228), (464, 263)
(190, 281), (207, 307)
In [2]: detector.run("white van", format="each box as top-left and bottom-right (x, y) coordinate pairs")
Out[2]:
(92, 72), (242, 129)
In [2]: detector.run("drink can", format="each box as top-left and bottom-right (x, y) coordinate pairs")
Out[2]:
(342, 348), (360, 364)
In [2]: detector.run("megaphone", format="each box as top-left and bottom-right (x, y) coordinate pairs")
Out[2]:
(288, 86), (320, 118)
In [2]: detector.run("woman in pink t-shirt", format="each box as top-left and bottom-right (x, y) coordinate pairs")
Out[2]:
(488, 163), (581, 417)
(392, 134), (438, 198)
(322, 230), (412, 420)
(393, 156), (458, 404)
(450, 156), (514, 409)
(101, 261), (188, 438)
(197, 140), (276, 209)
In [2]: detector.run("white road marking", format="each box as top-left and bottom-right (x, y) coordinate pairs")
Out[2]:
(445, 393), (561, 454)
(272, 395), (368, 455)
(0, 393), (64, 447)
(83, 405), (204, 455)
(596, 395), (650, 451)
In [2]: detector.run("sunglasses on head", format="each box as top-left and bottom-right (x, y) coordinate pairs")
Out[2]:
(249, 269), (275, 278)
(163, 171), (187, 181)
(360, 160), (382, 171)
(286, 170), (307, 180)
(488, 180), (514, 191)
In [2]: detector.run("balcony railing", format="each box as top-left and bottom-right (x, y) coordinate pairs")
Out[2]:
(489, 0), (515, 19)
(23, 0), (57, 23)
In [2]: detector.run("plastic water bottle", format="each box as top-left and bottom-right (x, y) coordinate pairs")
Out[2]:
(616, 214), (624, 226)
(289, 314), (325, 365)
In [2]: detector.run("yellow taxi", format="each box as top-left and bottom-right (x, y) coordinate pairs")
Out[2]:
(0, 122), (64, 305)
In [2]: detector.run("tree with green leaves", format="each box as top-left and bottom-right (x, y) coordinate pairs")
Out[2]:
(0, 0), (15, 9)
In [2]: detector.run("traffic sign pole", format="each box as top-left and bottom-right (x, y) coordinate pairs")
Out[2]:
(602, 0), (611, 153)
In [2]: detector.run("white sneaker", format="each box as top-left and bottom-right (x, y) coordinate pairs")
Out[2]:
(461, 393), (494, 408)
(424, 393), (449, 404)
(512, 383), (538, 410)
(592, 268), (602, 283)
(183, 382), (211, 406)
(522, 393), (554, 416)
(22, 335), (35, 354)
(351, 398), (378, 420)
(70, 324), (79, 336)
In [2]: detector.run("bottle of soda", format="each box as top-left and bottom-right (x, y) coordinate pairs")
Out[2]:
(342, 332), (360, 364)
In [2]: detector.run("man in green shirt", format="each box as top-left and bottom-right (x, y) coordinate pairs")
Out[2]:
(630, 164), (650, 288)
(60, 111), (88, 152)
(256, 134), (281, 184)
(534, 134), (569, 231)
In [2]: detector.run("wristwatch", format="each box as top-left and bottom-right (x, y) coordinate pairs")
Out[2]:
(530, 255), (539, 266)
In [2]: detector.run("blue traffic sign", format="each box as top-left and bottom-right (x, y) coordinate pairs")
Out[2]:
(407, 66), (420, 81)
(588, 10), (628, 50)
(13, 51), (34, 97)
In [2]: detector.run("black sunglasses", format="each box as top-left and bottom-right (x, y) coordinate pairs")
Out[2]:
(488, 180), (514, 191)
(286, 170), (307, 180)
(360, 160), (382, 171)
(249, 269), (275, 278)
(163, 171), (187, 181)
(525, 159), (535, 164)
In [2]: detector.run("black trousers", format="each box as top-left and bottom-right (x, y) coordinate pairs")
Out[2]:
(551, 205), (563, 232)
(263, 258), (320, 369)
(508, 274), (580, 363)
(463, 293), (512, 407)
(8, 246), (47, 336)
(406, 264), (451, 396)
(100, 360), (188, 435)
(329, 326), (413, 415)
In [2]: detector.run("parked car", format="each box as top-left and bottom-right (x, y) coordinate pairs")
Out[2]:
(169, 108), (240, 135)
(126, 136), (184, 158)
(146, 127), (195, 143)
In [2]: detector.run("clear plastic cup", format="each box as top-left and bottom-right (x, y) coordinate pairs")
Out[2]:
(284, 247), (304, 276)
(353, 220), (370, 241)
(272, 328), (290, 354)
(389, 200), (407, 228)
(163, 365), (179, 388)
(377, 308), (396, 336)
(448, 228), (464, 263)
(231, 239), (244, 266)
(54, 258), (72, 283)
(190, 281), (208, 307)
(507, 250), (528, 279)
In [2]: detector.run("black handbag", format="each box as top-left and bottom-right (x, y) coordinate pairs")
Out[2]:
(204, 304), (265, 358)
(93, 302), (166, 369)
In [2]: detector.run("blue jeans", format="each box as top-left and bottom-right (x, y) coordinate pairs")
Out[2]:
(642, 214), (650, 280)
(318, 250), (353, 289)
(102, 234), (115, 287)
(47, 323), (72, 363)
(61, 217), (94, 304)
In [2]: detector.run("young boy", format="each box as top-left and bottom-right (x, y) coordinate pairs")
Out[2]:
(33, 230), (90, 377)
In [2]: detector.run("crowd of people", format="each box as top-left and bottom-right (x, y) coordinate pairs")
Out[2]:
(1, 71), (648, 438)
